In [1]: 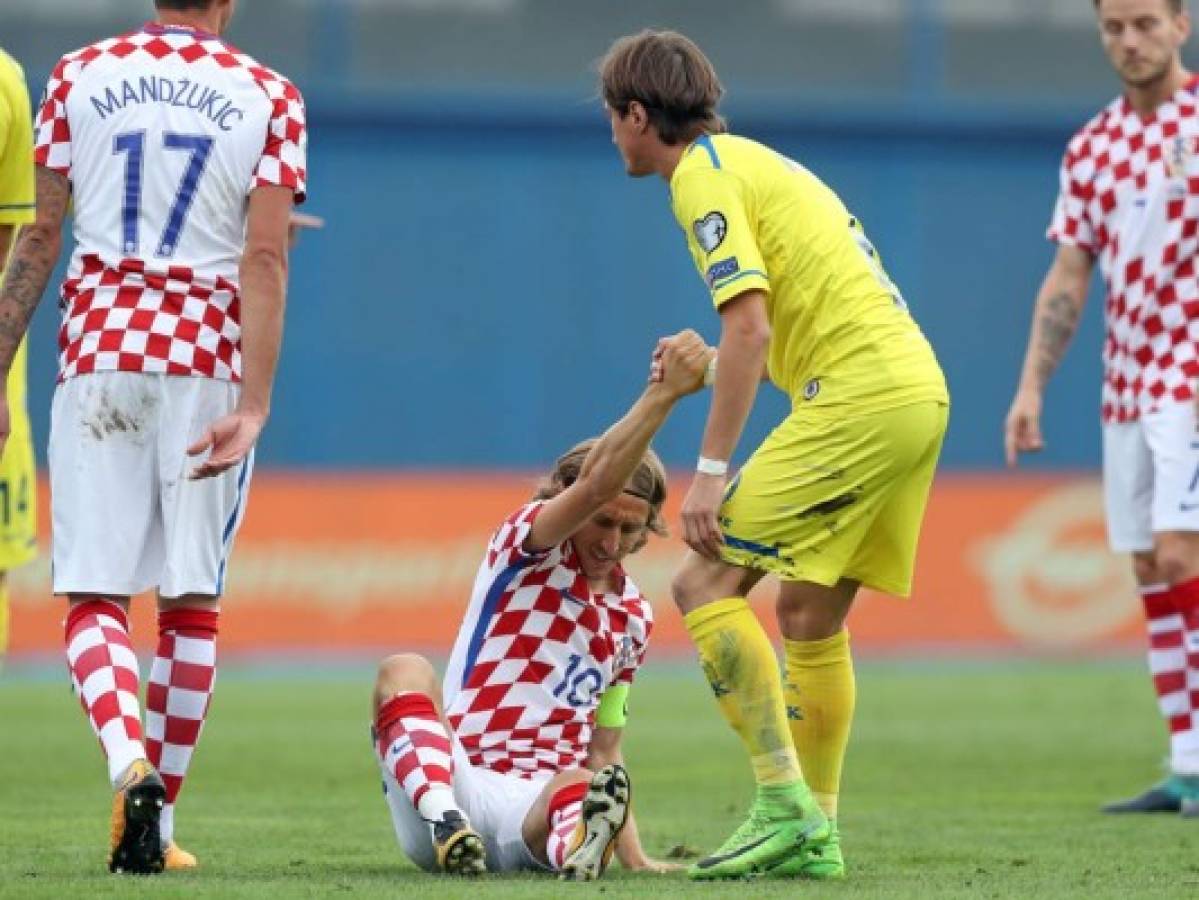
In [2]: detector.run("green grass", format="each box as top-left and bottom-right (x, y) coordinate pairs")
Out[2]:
(2, 659), (1197, 898)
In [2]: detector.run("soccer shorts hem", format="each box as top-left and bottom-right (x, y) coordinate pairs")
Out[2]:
(717, 545), (911, 597)
(1103, 401), (1199, 553)
(49, 372), (252, 598)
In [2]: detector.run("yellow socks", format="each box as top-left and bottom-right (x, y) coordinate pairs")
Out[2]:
(784, 629), (855, 818)
(684, 597), (802, 786)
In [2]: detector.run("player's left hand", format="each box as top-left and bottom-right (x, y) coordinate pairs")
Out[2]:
(681, 472), (726, 559)
(187, 409), (266, 479)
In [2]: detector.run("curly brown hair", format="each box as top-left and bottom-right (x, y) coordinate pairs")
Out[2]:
(598, 29), (727, 146)
(534, 439), (668, 554)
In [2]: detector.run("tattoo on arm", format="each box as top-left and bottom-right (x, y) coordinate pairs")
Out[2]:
(1033, 291), (1082, 387)
(0, 168), (70, 372)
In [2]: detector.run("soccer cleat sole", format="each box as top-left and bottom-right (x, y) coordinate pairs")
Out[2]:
(559, 764), (631, 882)
(438, 828), (487, 876)
(109, 776), (167, 874)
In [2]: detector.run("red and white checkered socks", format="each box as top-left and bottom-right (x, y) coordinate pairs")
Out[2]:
(145, 608), (219, 845)
(1169, 578), (1199, 774)
(64, 600), (147, 786)
(544, 781), (587, 870)
(375, 692), (457, 821)
(1141, 583), (1199, 771)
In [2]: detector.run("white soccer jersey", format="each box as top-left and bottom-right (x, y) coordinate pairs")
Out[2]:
(34, 22), (307, 382)
(1049, 76), (1199, 424)
(443, 502), (654, 780)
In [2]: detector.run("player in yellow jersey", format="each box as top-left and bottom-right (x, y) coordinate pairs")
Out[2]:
(600, 30), (949, 881)
(0, 47), (39, 665)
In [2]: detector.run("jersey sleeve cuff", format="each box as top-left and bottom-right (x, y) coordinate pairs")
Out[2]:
(711, 270), (769, 306)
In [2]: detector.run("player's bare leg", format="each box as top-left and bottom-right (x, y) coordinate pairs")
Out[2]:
(1106, 534), (1199, 817)
(144, 594), (220, 870)
(764, 578), (857, 880)
(672, 552), (829, 880)
(373, 654), (486, 875)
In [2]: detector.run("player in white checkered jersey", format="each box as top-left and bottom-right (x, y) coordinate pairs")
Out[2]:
(369, 332), (710, 880)
(1006, 0), (1199, 817)
(0, 0), (306, 875)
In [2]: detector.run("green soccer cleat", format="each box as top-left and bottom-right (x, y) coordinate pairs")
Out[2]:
(1101, 774), (1199, 816)
(689, 783), (829, 881)
(763, 819), (845, 880)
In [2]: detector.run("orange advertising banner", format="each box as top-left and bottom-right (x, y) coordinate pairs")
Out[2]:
(8, 471), (1140, 657)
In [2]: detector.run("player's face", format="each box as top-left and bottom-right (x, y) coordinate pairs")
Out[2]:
(1096, 0), (1190, 89)
(572, 493), (651, 581)
(607, 103), (655, 178)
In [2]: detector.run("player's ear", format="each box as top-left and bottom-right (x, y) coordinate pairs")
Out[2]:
(627, 100), (649, 133)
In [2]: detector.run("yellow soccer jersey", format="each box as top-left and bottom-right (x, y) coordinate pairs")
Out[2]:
(0, 47), (33, 430)
(0, 49), (35, 229)
(0, 48), (36, 572)
(670, 134), (948, 412)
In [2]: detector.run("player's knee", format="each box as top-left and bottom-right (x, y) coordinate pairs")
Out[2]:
(374, 653), (437, 705)
(1155, 552), (1194, 587)
(671, 567), (712, 614)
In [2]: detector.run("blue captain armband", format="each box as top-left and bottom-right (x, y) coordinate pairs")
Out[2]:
(595, 683), (630, 728)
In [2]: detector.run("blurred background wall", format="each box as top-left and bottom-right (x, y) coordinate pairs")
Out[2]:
(3, 0), (1142, 470)
(2, 0), (1166, 653)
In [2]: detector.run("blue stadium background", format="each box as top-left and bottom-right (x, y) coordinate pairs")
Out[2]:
(4, 0), (1169, 472)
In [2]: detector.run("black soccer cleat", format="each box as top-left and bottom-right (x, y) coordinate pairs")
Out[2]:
(108, 759), (167, 874)
(432, 810), (487, 875)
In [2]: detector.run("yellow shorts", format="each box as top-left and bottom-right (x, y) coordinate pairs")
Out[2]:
(0, 411), (37, 572)
(718, 400), (948, 596)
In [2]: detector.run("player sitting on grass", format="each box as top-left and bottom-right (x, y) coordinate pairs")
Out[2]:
(369, 331), (708, 879)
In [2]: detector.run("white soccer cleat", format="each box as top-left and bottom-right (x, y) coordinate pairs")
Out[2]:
(559, 764), (631, 882)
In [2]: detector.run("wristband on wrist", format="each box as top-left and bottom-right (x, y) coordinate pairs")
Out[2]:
(703, 355), (718, 387)
(696, 456), (729, 476)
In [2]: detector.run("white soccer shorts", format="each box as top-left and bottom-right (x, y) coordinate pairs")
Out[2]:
(377, 733), (546, 873)
(1103, 401), (1199, 552)
(49, 371), (253, 598)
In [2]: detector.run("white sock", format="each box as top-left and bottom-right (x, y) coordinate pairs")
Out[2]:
(159, 804), (175, 848)
(108, 749), (148, 789)
(417, 786), (459, 822)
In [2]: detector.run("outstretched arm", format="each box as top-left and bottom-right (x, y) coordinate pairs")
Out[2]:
(0, 167), (70, 452)
(525, 329), (709, 553)
(1004, 243), (1094, 467)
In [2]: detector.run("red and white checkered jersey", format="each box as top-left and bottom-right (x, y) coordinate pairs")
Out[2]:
(443, 501), (653, 780)
(1049, 76), (1199, 423)
(34, 22), (307, 383)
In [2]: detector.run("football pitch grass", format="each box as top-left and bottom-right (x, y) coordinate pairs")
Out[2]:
(2, 658), (1197, 898)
